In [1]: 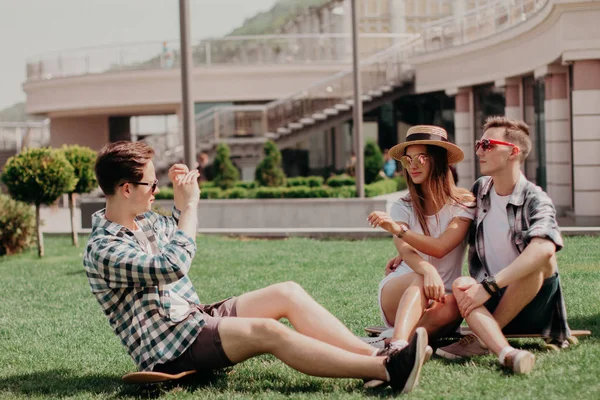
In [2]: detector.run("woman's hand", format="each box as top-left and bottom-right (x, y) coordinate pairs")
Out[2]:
(385, 255), (403, 276)
(368, 211), (402, 235)
(423, 266), (445, 303)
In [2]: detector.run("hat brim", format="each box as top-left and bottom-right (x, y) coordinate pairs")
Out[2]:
(389, 140), (464, 165)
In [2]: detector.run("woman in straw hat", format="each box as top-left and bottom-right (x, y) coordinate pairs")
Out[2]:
(366, 125), (475, 357)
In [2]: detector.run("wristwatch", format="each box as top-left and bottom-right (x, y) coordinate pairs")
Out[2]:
(396, 224), (409, 239)
(481, 276), (502, 297)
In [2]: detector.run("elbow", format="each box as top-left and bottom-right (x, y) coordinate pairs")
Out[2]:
(532, 238), (555, 261)
(432, 246), (451, 259)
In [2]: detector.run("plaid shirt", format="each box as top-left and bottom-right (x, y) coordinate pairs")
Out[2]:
(469, 174), (571, 342)
(83, 207), (204, 371)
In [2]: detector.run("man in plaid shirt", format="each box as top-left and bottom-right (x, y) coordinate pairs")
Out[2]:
(436, 117), (571, 373)
(83, 141), (430, 393)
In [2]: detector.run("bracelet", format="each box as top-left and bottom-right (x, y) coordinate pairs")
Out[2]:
(395, 224), (408, 239)
(481, 280), (496, 297)
(481, 277), (501, 297)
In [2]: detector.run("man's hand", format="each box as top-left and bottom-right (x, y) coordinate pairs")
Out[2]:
(177, 170), (200, 209)
(368, 211), (402, 235)
(169, 164), (189, 186)
(423, 266), (445, 303)
(385, 255), (402, 276)
(457, 282), (491, 318)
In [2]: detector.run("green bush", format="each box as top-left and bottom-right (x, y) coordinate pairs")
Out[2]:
(0, 195), (36, 256)
(255, 187), (286, 198)
(326, 174), (356, 187)
(255, 140), (286, 187)
(364, 141), (384, 184)
(154, 187), (174, 199)
(200, 181), (217, 189)
(393, 175), (407, 191)
(201, 187), (224, 199)
(225, 187), (249, 199)
(287, 176), (324, 188)
(1, 148), (77, 257)
(212, 144), (239, 190)
(60, 145), (98, 247)
(234, 181), (257, 190)
(365, 179), (399, 197)
(331, 186), (356, 198)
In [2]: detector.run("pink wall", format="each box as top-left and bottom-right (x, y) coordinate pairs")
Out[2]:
(50, 116), (109, 150)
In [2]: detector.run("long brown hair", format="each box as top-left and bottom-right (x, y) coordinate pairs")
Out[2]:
(403, 145), (474, 236)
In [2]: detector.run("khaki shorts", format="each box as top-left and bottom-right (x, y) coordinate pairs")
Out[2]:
(153, 297), (238, 374)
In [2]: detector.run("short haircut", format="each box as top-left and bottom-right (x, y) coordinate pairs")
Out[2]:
(483, 116), (532, 161)
(95, 141), (154, 195)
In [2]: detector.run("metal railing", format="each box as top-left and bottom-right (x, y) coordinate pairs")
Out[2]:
(194, 35), (420, 143)
(0, 120), (50, 152)
(418, 0), (549, 53)
(26, 33), (413, 81)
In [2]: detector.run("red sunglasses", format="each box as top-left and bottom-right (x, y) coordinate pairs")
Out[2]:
(475, 138), (516, 152)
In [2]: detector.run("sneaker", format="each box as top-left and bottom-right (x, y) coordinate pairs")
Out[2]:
(503, 349), (536, 374)
(365, 343), (432, 389)
(385, 327), (428, 393)
(435, 334), (489, 360)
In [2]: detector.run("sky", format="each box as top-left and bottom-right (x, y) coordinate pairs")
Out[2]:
(0, 0), (279, 110)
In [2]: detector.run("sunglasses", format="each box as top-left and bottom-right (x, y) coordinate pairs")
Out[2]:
(475, 138), (516, 152)
(120, 179), (158, 192)
(399, 153), (429, 169)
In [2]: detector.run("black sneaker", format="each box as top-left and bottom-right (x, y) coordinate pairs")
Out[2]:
(385, 327), (428, 393)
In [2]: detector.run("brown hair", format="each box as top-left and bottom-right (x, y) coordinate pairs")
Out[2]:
(483, 116), (532, 161)
(95, 141), (154, 195)
(403, 145), (475, 236)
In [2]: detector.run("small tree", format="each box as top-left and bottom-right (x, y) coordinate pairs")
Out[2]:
(61, 145), (98, 247)
(1, 148), (76, 257)
(364, 140), (384, 184)
(255, 140), (286, 187)
(212, 144), (239, 190)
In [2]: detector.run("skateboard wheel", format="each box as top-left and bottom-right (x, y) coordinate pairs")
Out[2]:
(567, 336), (579, 346)
(543, 343), (560, 352)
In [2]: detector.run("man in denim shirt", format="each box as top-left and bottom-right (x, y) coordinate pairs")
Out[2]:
(83, 141), (429, 393)
(437, 117), (570, 374)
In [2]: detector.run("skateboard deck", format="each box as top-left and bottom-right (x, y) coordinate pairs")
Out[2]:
(364, 325), (591, 340)
(122, 370), (197, 384)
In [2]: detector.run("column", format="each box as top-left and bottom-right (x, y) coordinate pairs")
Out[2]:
(543, 71), (572, 213)
(452, 87), (475, 189)
(522, 78), (538, 183)
(503, 79), (522, 120)
(236, 155), (261, 182)
(572, 60), (600, 217)
(333, 124), (347, 171)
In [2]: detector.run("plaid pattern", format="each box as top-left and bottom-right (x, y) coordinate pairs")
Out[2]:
(469, 174), (571, 343)
(83, 207), (204, 371)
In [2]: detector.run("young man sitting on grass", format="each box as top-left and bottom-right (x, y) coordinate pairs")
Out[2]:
(83, 141), (429, 393)
(435, 117), (571, 373)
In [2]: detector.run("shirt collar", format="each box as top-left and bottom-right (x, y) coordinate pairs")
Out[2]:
(480, 173), (528, 206)
(91, 209), (149, 236)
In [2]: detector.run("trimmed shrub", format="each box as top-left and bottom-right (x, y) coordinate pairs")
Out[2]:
(154, 187), (174, 200)
(234, 181), (257, 190)
(0, 195), (36, 256)
(287, 176), (324, 188)
(225, 187), (249, 199)
(306, 176), (324, 188)
(283, 186), (312, 198)
(255, 187), (286, 199)
(393, 175), (407, 191)
(212, 144), (239, 190)
(364, 141), (384, 184)
(201, 187), (224, 199)
(331, 186), (356, 198)
(326, 174), (356, 187)
(200, 181), (217, 189)
(255, 140), (286, 187)
(1, 148), (77, 257)
(365, 179), (399, 197)
(60, 145), (98, 247)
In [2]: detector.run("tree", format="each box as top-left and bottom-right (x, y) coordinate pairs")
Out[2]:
(364, 140), (384, 184)
(1, 148), (76, 257)
(255, 140), (286, 187)
(61, 145), (98, 247)
(212, 144), (239, 190)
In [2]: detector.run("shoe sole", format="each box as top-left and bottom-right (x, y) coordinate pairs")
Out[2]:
(435, 347), (463, 360)
(363, 344), (432, 390)
(513, 352), (536, 374)
(401, 327), (428, 394)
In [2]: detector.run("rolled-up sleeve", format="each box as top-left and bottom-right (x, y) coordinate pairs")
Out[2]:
(523, 192), (564, 252)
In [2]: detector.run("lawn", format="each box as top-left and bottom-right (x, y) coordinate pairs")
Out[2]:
(0, 235), (598, 399)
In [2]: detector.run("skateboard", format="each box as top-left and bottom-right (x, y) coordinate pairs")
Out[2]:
(122, 370), (197, 384)
(364, 326), (591, 351)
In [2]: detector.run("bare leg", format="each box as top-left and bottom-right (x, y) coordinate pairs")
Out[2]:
(235, 281), (374, 355)
(417, 294), (462, 340)
(219, 317), (388, 380)
(381, 273), (427, 342)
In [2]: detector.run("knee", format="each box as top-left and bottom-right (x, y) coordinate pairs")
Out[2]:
(452, 277), (477, 296)
(275, 281), (306, 300)
(250, 318), (287, 343)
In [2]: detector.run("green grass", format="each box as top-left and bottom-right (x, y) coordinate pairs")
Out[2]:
(0, 235), (599, 399)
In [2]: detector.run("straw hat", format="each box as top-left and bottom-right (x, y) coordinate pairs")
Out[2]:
(389, 125), (464, 165)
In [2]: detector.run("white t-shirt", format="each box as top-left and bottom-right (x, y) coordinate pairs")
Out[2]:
(388, 198), (476, 292)
(132, 224), (192, 322)
(482, 187), (520, 276)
